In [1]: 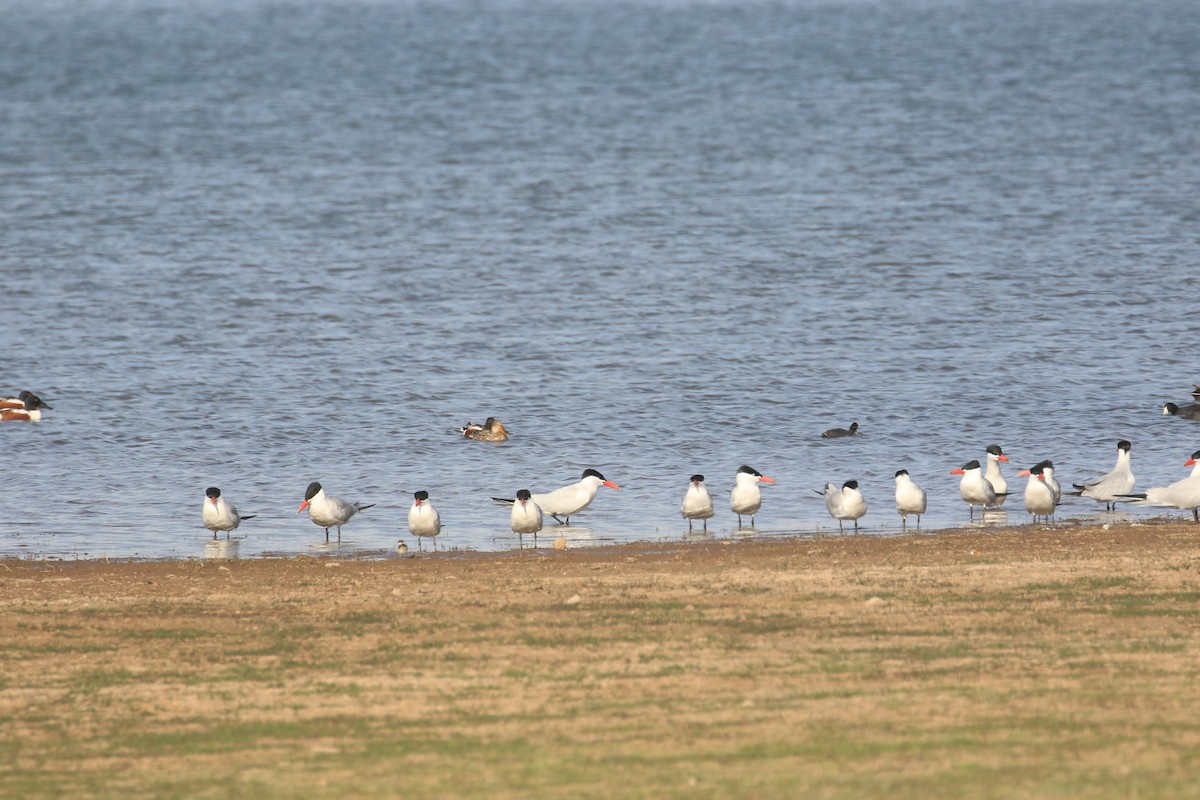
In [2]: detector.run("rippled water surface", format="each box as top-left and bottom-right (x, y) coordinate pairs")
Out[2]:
(4, 0), (1200, 559)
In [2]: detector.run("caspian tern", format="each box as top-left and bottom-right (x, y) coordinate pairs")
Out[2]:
(731, 465), (775, 526)
(1069, 440), (1134, 510)
(407, 490), (442, 551)
(821, 421), (860, 438)
(1162, 402), (1200, 420)
(680, 474), (714, 531)
(951, 459), (998, 519)
(298, 481), (374, 541)
(894, 469), (927, 530)
(1018, 463), (1056, 522)
(202, 487), (255, 539)
(1120, 450), (1200, 522)
(821, 480), (867, 532)
(510, 489), (544, 542)
(984, 444), (1009, 505)
(460, 417), (509, 441)
(1025, 459), (1062, 505)
(493, 469), (619, 525)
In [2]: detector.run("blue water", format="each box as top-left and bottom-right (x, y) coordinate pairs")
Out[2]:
(4, 0), (1200, 560)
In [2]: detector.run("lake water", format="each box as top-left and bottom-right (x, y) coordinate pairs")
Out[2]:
(4, 0), (1200, 560)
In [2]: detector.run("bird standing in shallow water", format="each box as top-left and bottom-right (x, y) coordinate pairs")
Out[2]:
(1031, 460), (1061, 505)
(407, 490), (442, 551)
(680, 474), (714, 531)
(821, 480), (868, 532)
(1070, 440), (1134, 511)
(894, 470), (927, 530)
(1019, 464), (1056, 523)
(492, 469), (619, 526)
(730, 465), (774, 527)
(952, 460), (999, 520)
(298, 482), (374, 541)
(202, 487), (255, 539)
(510, 489), (543, 545)
(1120, 450), (1200, 522)
(984, 444), (1009, 506)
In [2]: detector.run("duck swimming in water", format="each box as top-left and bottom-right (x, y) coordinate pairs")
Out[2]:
(821, 421), (859, 438)
(0, 390), (52, 421)
(1162, 402), (1200, 420)
(460, 417), (509, 441)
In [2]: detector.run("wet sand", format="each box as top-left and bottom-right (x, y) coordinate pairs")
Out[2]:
(2, 520), (1199, 798)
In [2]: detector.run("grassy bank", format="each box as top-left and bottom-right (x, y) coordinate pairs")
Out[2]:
(2, 522), (1199, 798)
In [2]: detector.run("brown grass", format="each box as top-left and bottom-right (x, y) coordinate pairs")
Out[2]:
(2, 521), (1199, 798)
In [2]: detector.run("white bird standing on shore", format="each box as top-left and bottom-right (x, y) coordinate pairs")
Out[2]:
(822, 480), (868, 532)
(510, 489), (543, 544)
(298, 481), (374, 541)
(1121, 450), (1200, 522)
(407, 490), (442, 551)
(202, 487), (255, 539)
(519, 469), (620, 525)
(1070, 440), (1134, 511)
(1033, 460), (1062, 505)
(680, 474), (714, 530)
(952, 459), (998, 519)
(985, 444), (1010, 506)
(730, 465), (775, 526)
(1019, 463), (1057, 523)
(894, 470), (927, 529)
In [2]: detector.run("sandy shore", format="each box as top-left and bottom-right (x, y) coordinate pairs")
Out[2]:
(2, 520), (1199, 798)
